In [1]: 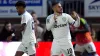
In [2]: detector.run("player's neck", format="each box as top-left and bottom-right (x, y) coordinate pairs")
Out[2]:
(54, 12), (62, 16)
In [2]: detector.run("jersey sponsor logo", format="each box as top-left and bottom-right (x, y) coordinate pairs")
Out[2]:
(54, 23), (67, 28)
(88, 0), (100, 13)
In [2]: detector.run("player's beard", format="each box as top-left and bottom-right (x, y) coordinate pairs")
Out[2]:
(18, 11), (25, 16)
(18, 13), (21, 15)
(18, 12), (23, 16)
(17, 11), (24, 16)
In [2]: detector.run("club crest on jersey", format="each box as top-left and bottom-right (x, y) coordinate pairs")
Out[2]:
(62, 17), (66, 22)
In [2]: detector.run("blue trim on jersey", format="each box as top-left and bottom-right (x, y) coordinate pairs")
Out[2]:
(69, 21), (75, 25)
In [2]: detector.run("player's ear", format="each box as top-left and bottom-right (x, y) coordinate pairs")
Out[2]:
(52, 6), (54, 11)
(52, 6), (56, 12)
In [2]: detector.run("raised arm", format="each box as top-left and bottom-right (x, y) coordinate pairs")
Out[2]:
(73, 15), (80, 27)
(69, 11), (80, 27)
(46, 15), (56, 31)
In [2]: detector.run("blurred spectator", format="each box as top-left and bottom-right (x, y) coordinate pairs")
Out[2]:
(43, 30), (53, 41)
(31, 11), (44, 41)
(0, 21), (16, 42)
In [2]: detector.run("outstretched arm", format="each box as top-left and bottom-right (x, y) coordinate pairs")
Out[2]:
(69, 11), (80, 27)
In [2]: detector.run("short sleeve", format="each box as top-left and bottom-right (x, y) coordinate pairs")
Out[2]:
(67, 14), (75, 24)
(21, 15), (29, 24)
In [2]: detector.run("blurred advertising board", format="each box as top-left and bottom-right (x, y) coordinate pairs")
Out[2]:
(84, 0), (100, 17)
(0, 0), (47, 18)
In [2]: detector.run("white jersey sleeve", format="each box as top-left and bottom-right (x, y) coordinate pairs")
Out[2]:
(67, 14), (75, 24)
(21, 14), (29, 24)
(67, 14), (80, 27)
(46, 14), (55, 31)
(73, 15), (80, 27)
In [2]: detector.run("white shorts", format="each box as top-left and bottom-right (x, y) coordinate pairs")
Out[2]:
(51, 39), (75, 56)
(17, 42), (36, 55)
(75, 42), (96, 53)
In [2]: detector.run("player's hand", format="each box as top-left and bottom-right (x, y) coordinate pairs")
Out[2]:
(35, 43), (39, 48)
(75, 13), (80, 20)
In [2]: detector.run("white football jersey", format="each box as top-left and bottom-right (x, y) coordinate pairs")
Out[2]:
(21, 11), (36, 43)
(46, 13), (76, 40)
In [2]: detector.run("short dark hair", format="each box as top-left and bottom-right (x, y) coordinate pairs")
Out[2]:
(52, 1), (60, 7)
(15, 1), (26, 8)
(4, 21), (11, 26)
(31, 10), (36, 15)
